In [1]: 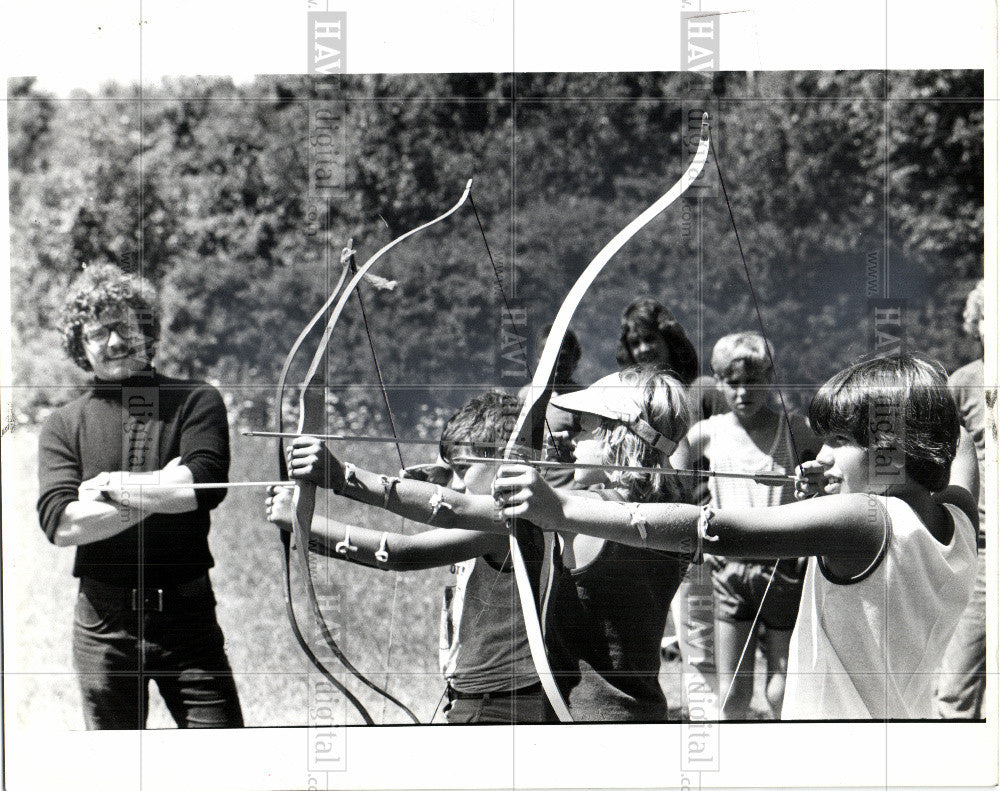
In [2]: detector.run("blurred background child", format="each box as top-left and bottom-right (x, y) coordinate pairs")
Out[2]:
(672, 332), (820, 719)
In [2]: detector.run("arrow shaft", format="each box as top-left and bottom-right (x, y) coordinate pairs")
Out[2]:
(245, 430), (442, 446)
(455, 455), (796, 486)
(85, 480), (288, 492)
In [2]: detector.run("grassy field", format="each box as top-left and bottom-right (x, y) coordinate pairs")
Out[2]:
(3, 426), (767, 729)
(4, 428), (450, 728)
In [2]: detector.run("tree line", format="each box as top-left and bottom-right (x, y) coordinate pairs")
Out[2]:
(8, 70), (984, 431)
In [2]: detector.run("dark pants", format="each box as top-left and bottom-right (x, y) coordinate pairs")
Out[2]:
(443, 683), (554, 724)
(72, 576), (244, 729)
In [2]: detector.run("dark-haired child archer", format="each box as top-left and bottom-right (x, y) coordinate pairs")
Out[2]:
(268, 391), (552, 724)
(492, 354), (978, 719)
(284, 368), (694, 721)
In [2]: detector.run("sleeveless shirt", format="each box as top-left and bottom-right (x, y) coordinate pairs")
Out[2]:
(544, 489), (688, 721)
(783, 498), (977, 719)
(704, 411), (797, 509)
(440, 555), (539, 695)
(705, 412), (799, 566)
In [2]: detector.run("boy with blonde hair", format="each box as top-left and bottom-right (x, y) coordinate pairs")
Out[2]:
(671, 331), (821, 718)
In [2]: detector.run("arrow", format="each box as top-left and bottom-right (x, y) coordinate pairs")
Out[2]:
(454, 455), (797, 487)
(244, 430), (443, 446)
(82, 480), (289, 492)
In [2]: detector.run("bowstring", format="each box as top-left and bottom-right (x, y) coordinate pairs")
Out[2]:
(711, 139), (802, 715)
(469, 192), (560, 451)
(285, 186), (472, 727)
(429, 686), (450, 724)
(275, 246), (377, 725)
(340, 189), (563, 719)
(347, 245), (409, 722)
(348, 250), (407, 471)
(459, 190), (555, 694)
(710, 145), (801, 463)
(331, 193), (521, 722)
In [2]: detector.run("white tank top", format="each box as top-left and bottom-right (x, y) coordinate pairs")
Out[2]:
(782, 497), (977, 719)
(705, 412), (797, 509)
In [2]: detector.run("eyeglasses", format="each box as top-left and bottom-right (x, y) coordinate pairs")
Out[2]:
(82, 321), (143, 347)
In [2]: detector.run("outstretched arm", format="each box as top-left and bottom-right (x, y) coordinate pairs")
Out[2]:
(493, 463), (886, 567)
(266, 485), (507, 569)
(285, 437), (508, 534)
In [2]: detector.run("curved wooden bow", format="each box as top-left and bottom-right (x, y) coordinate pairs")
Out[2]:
(502, 114), (713, 722)
(283, 181), (473, 724)
(275, 249), (376, 723)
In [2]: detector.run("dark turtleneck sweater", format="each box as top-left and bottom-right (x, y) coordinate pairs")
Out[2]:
(37, 367), (230, 587)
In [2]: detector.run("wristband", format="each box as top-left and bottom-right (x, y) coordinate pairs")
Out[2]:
(374, 532), (390, 564)
(694, 504), (718, 564)
(343, 463), (358, 485)
(379, 475), (399, 509)
(334, 461), (362, 500)
(428, 486), (454, 522)
(628, 503), (649, 546)
(335, 523), (357, 556)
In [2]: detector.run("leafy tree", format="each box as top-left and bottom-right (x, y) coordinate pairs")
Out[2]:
(9, 71), (983, 428)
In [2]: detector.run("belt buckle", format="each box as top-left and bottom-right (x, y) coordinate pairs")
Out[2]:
(131, 588), (165, 612)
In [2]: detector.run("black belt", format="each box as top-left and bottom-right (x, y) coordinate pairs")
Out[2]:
(447, 682), (543, 701)
(79, 574), (213, 612)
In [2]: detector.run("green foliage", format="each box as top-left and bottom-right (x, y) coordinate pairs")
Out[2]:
(9, 71), (984, 427)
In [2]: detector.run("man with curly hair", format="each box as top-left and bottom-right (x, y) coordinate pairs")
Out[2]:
(36, 263), (243, 729)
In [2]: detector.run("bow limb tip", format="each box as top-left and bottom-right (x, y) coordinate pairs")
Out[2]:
(341, 237), (356, 264)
